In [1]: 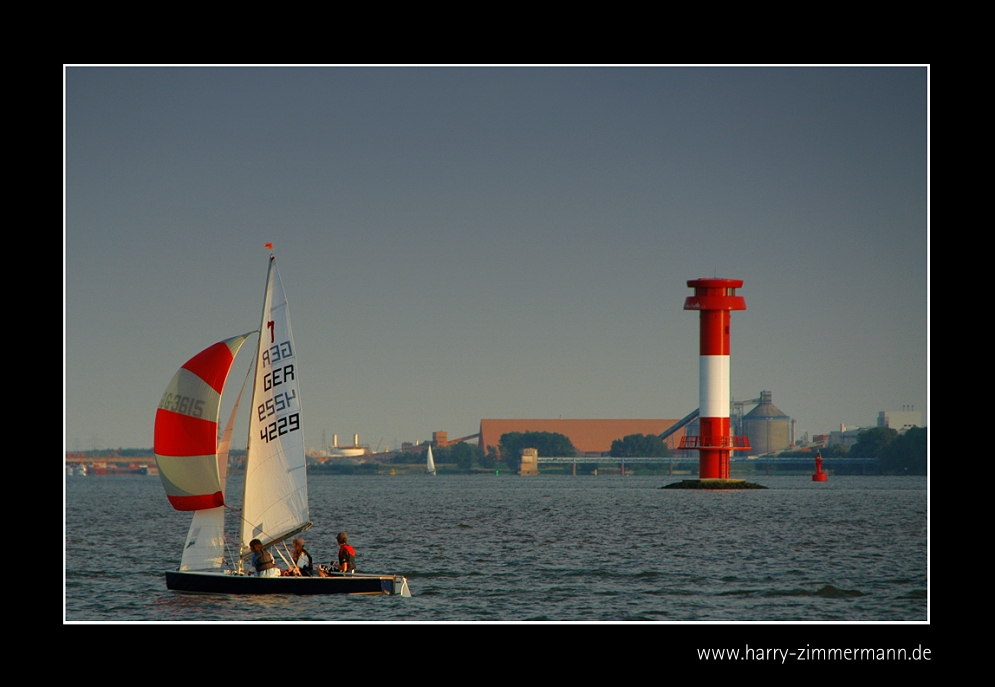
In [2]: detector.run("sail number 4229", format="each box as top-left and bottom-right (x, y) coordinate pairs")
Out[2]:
(261, 412), (300, 443)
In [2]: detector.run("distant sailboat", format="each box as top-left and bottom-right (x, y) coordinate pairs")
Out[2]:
(155, 251), (410, 596)
(426, 445), (436, 475)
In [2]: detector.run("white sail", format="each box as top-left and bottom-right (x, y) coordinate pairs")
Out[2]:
(180, 507), (227, 570)
(241, 256), (310, 554)
(426, 445), (436, 475)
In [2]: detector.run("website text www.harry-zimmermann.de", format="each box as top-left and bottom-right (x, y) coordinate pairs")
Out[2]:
(697, 644), (931, 664)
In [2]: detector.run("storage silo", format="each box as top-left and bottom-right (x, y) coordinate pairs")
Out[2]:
(742, 391), (791, 455)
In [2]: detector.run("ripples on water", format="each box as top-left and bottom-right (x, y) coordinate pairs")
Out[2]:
(65, 475), (927, 622)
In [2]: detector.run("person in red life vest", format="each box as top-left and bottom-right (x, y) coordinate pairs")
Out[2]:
(332, 531), (356, 573)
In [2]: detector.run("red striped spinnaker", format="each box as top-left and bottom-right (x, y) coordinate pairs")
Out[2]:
(154, 334), (251, 511)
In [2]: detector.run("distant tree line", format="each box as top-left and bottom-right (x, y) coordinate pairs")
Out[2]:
(436, 442), (486, 471)
(389, 432), (578, 473)
(390, 431), (678, 473)
(609, 434), (673, 458)
(497, 431), (576, 471)
(390, 442), (486, 472)
(779, 443), (849, 458)
(778, 426), (926, 475)
(877, 427), (927, 475)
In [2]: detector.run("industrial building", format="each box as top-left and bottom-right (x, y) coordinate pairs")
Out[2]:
(477, 418), (684, 455)
(828, 426), (866, 448)
(429, 391), (801, 459)
(741, 391), (792, 455)
(877, 408), (921, 433)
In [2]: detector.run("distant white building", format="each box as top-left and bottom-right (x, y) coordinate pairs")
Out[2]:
(828, 424), (868, 448)
(877, 408), (921, 433)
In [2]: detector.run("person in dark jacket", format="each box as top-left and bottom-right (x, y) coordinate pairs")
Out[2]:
(249, 538), (280, 577)
(332, 531), (356, 573)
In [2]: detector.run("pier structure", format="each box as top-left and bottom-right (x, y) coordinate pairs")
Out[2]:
(519, 447), (539, 475)
(679, 278), (751, 479)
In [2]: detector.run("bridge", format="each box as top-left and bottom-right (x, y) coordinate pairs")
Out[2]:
(65, 452), (158, 476)
(537, 455), (879, 475)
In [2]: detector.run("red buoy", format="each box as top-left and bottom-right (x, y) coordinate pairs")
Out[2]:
(812, 450), (827, 482)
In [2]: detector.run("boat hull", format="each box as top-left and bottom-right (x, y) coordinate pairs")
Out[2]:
(165, 570), (410, 596)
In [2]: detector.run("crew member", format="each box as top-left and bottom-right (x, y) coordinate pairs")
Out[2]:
(289, 537), (313, 576)
(249, 538), (280, 577)
(332, 531), (356, 573)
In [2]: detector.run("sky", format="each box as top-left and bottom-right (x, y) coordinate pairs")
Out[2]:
(64, 67), (928, 453)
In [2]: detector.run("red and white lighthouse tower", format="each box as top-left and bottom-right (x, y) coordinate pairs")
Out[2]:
(680, 278), (751, 479)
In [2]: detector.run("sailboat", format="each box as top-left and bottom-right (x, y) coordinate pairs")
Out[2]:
(155, 252), (410, 596)
(426, 445), (436, 475)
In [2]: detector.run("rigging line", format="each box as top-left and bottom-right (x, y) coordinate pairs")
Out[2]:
(274, 542), (294, 571)
(222, 534), (236, 571)
(281, 541), (301, 576)
(222, 361), (256, 484)
(225, 362), (254, 482)
(231, 505), (312, 559)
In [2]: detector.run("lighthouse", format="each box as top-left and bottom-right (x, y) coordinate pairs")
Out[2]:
(680, 278), (751, 479)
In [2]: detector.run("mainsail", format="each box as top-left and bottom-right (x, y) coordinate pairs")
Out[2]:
(426, 445), (436, 475)
(155, 334), (251, 511)
(240, 256), (310, 556)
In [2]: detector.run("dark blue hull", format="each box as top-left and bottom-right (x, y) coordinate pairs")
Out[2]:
(165, 570), (410, 596)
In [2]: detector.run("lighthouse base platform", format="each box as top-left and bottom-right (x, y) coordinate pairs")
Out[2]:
(660, 479), (767, 490)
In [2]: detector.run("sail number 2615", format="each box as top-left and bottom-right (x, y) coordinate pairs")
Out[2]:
(260, 412), (300, 443)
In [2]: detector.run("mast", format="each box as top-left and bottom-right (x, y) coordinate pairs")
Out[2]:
(240, 253), (275, 559)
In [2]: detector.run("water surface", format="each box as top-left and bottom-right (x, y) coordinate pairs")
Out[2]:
(65, 475), (927, 622)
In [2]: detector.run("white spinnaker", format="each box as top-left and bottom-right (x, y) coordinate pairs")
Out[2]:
(241, 256), (309, 554)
